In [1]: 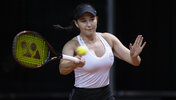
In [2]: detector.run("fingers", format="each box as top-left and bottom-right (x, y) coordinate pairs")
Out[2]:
(75, 55), (82, 59)
(138, 36), (143, 46)
(74, 55), (85, 67)
(134, 35), (145, 46)
(134, 35), (140, 45)
(141, 41), (146, 49)
(129, 43), (133, 50)
(130, 35), (146, 57)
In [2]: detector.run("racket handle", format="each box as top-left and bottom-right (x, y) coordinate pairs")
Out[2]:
(62, 54), (79, 63)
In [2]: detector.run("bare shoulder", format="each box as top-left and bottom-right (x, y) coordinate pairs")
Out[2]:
(62, 37), (79, 55)
(99, 32), (117, 39)
(64, 37), (79, 47)
(98, 32), (117, 47)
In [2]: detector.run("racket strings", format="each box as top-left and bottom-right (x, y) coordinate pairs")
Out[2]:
(15, 33), (49, 67)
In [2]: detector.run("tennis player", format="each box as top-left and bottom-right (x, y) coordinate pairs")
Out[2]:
(59, 3), (146, 100)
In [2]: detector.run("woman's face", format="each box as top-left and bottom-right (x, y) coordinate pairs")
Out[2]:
(75, 12), (97, 36)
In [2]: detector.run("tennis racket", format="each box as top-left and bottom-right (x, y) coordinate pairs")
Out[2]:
(12, 30), (79, 68)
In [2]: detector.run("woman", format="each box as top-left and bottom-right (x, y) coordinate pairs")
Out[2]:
(59, 4), (146, 100)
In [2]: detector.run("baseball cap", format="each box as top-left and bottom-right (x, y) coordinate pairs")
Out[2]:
(74, 4), (97, 20)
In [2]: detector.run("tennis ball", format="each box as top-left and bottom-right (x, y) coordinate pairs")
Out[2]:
(76, 46), (87, 56)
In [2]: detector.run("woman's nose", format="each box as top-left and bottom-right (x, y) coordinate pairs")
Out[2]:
(87, 21), (91, 26)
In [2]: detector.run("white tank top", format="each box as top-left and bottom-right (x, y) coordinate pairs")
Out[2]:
(74, 33), (114, 88)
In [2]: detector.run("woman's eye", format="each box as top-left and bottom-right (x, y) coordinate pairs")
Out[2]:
(79, 19), (86, 22)
(81, 20), (86, 22)
(90, 18), (94, 21)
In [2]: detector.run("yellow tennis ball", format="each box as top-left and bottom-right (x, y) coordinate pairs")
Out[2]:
(76, 46), (87, 56)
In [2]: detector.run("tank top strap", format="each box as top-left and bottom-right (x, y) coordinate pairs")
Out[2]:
(77, 35), (86, 46)
(96, 33), (111, 48)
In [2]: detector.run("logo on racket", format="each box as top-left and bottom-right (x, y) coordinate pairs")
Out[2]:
(15, 33), (49, 67)
(21, 41), (40, 59)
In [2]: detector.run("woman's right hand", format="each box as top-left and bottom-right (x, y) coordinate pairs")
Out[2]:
(74, 55), (85, 67)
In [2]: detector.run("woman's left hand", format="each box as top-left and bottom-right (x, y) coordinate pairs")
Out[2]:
(129, 35), (146, 58)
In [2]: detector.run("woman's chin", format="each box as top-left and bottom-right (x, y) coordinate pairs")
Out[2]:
(85, 30), (96, 35)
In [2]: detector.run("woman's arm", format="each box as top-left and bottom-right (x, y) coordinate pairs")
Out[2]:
(59, 39), (85, 75)
(103, 33), (146, 66)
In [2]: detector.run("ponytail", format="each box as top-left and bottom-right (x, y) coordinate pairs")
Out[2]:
(53, 20), (80, 36)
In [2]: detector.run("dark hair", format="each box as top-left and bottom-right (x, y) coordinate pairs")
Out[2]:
(53, 3), (96, 36)
(53, 21), (79, 34)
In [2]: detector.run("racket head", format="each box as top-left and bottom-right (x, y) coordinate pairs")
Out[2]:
(12, 31), (50, 68)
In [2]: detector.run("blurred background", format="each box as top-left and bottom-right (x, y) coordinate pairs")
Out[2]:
(1, 0), (176, 100)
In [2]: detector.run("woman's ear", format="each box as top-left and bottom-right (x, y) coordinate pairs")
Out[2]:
(74, 20), (79, 28)
(96, 16), (98, 21)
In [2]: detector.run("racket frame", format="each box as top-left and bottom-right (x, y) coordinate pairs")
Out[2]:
(12, 31), (59, 68)
(12, 30), (79, 68)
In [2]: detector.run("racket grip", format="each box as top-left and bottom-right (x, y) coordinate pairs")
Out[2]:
(62, 54), (79, 63)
